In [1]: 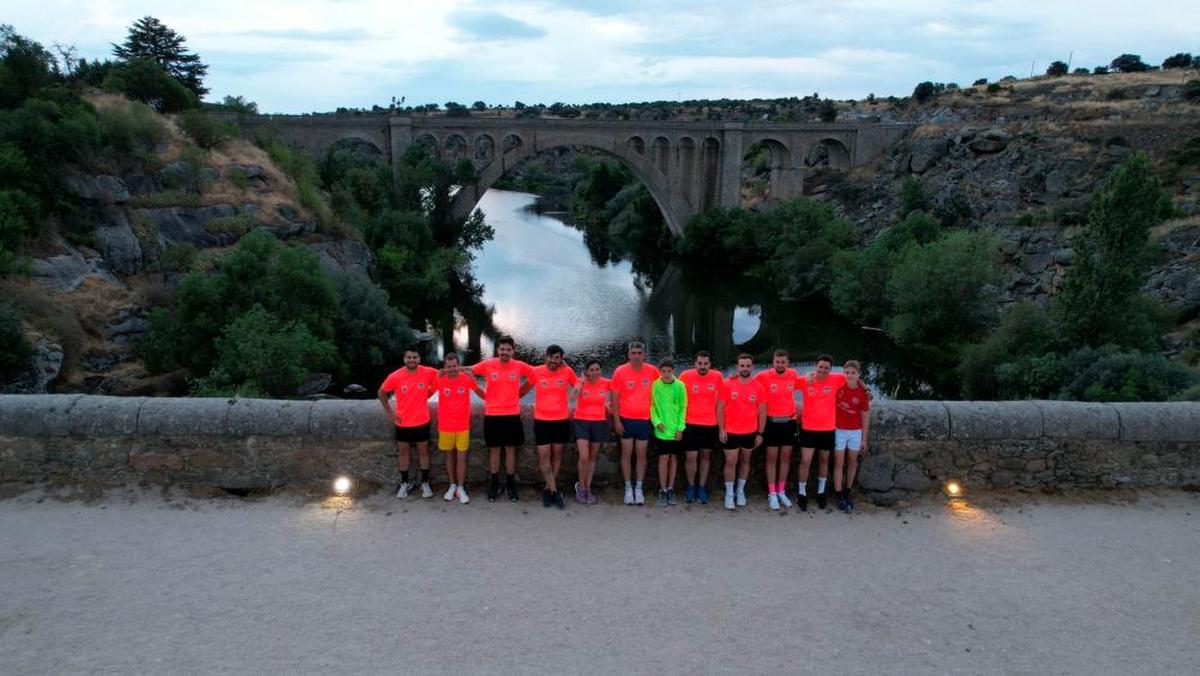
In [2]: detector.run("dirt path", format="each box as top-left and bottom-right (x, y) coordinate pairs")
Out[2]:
(2, 487), (1198, 674)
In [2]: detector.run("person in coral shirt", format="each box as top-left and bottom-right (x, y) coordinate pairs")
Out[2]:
(434, 352), (483, 505)
(795, 354), (846, 511)
(377, 347), (438, 500)
(716, 354), (766, 511)
(610, 341), (659, 506)
(466, 335), (535, 503)
(753, 349), (800, 511)
(522, 344), (578, 509)
(678, 351), (723, 505)
(571, 359), (610, 505)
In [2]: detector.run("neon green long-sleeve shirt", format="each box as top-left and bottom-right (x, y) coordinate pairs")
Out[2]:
(651, 378), (687, 440)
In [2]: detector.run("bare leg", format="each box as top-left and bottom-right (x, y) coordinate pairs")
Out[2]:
(684, 451), (698, 485)
(444, 450), (455, 484)
(550, 445), (563, 490)
(798, 447), (815, 482)
(666, 455), (677, 490)
(765, 446), (779, 491)
(737, 447), (752, 481)
(779, 446), (793, 490)
(699, 449), (711, 487)
(397, 443), (411, 474)
(634, 440), (648, 482)
(455, 450), (468, 486)
(619, 438), (633, 482)
(723, 449), (737, 483)
(818, 449), (831, 486)
(587, 442), (602, 490)
(657, 455), (669, 490)
(488, 447), (500, 474)
(537, 445), (554, 491)
(416, 441), (430, 472)
(833, 450), (846, 492)
(847, 451), (860, 489)
(505, 446), (517, 475)
(575, 438), (591, 489)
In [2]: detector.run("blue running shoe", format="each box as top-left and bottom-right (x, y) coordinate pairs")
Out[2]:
(684, 485), (696, 503)
(697, 485), (709, 505)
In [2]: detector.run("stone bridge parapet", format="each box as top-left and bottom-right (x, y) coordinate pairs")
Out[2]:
(2, 396), (1197, 503)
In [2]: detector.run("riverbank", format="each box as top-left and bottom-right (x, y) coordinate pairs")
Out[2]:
(2, 487), (1197, 673)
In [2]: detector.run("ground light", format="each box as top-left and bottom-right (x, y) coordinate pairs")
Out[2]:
(333, 476), (352, 495)
(943, 480), (963, 498)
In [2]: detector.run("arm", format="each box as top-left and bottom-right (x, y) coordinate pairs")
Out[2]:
(716, 399), (727, 444)
(755, 402), (766, 446)
(611, 386), (623, 435)
(674, 385), (687, 440)
(377, 386), (394, 421)
(519, 381), (534, 397)
(651, 387), (665, 433)
(861, 407), (871, 455)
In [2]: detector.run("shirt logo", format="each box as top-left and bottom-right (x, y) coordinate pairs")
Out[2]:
(417, 383), (426, 389)
(401, 385), (409, 394)
(626, 381), (635, 388)
(457, 387), (465, 395)
(491, 373), (499, 380)
(769, 384), (778, 392)
(540, 379), (549, 387)
(749, 395), (758, 402)
(691, 385), (699, 393)
(508, 373), (516, 381)
(641, 379), (649, 386)
(443, 388), (451, 396)
(708, 384), (715, 391)
(556, 379), (564, 386)
(730, 391), (738, 400)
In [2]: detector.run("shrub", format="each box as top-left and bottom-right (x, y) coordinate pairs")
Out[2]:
(97, 100), (166, 154)
(972, 78), (988, 86)
(1053, 347), (1198, 401)
(911, 81), (937, 103)
(957, 301), (1056, 399)
(1046, 61), (1068, 77)
(101, 57), (196, 112)
(197, 304), (337, 397)
(0, 302), (31, 380)
(1161, 53), (1193, 70)
(1110, 54), (1149, 73)
(333, 272), (414, 371)
(128, 190), (203, 208)
(898, 177), (927, 216)
(986, 82), (1003, 94)
(1092, 66), (1110, 75)
(219, 95), (257, 114)
(203, 214), (255, 236)
(176, 109), (230, 149)
(1184, 80), (1200, 101)
(1073, 67), (1091, 75)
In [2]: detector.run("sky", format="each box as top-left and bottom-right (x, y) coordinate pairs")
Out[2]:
(7, 1), (1199, 113)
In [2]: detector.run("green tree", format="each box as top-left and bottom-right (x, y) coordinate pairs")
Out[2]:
(1162, 53), (1194, 69)
(957, 301), (1056, 398)
(112, 16), (208, 98)
(1054, 153), (1169, 350)
(102, 57), (196, 112)
(197, 304), (337, 397)
(0, 25), (58, 109)
(898, 177), (928, 216)
(1109, 53), (1150, 73)
(0, 302), (31, 380)
(219, 95), (257, 114)
(1045, 60), (1069, 77)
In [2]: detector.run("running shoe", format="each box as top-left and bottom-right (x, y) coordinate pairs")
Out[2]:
(667, 489), (677, 506)
(634, 486), (645, 505)
(657, 489), (668, 507)
(457, 487), (470, 504)
(724, 491), (735, 510)
(816, 492), (827, 510)
(506, 478), (519, 502)
(443, 485), (456, 502)
(586, 489), (598, 505)
(624, 485), (634, 505)
(420, 482), (434, 499)
(697, 486), (709, 505)
(847, 492), (856, 511)
(736, 490), (747, 507)
(542, 489), (553, 508)
(836, 494), (848, 512)
(778, 491), (793, 509)
(797, 494), (808, 512)
(684, 485), (696, 504)
(396, 481), (414, 499)
(487, 475), (500, 502)
(768, 493), (780, 511)
(554, 490), (566, 510)
(575, 483), (587, 504)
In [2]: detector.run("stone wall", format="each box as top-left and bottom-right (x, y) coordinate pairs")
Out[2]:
(1, 396), (1197, 501)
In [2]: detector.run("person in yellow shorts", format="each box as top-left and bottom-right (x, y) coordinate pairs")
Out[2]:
(436, 353), (483, 504)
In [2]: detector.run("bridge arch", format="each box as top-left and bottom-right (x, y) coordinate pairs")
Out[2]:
(473, 134), (495, 164)
(627, 135), (646, 155)
(449, 136), (685, 236)
(651, 136), (670, 174)
(444, 134), (469, 163)
(328, 136), (385, 162)
(806, 137), (851, 169)
(415, 133), (439, 158)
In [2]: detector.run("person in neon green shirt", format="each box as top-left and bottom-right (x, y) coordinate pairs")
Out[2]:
(651, 358), (687, 507)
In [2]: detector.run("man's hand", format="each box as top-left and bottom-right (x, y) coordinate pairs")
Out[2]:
(719, 430), (727, 444)
(656, 422), (666, 433)
(754, 433), (763, 448)
(861, 438), (869, 456)
(614, 419), (624, 436)
(673, 431), (683, 441)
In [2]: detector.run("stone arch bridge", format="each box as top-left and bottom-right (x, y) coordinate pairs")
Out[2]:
(226, 114), (910, 235)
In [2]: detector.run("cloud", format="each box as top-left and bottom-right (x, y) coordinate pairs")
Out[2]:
(448, 9), (547, 41)
(229, 28), (378, 42)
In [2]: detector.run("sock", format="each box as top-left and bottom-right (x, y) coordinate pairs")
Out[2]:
(400, 470), (410, 484)
(625, 480), (633, 490)
(766, 481), (776, 495)
(818, 477), (827, 494)
(420, 468), (430, 483)
(449, 483), (457, 490)
(506, 473), (515, 484)
(724, 481), (735, 495)
(489, 472), (499, 485)
(635, 480), (643, 490)
(736, 479), (746, 495)
(776, 481), (786, 494)
(797, 481), (807, 496)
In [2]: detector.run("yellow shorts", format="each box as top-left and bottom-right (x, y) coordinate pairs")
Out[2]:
(438, 430), (470, 452)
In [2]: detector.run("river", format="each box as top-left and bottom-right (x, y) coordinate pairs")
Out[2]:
(437, 189), (921, 396)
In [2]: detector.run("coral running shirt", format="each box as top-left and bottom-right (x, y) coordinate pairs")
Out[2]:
(574, 377), (611, 422)
(435, 373), (482, 433)
(835, 383), (872, 431)
(531, 364), (578, 421)
(797, 372), (846, 432)
(754, 368), (800, 417)
(380, 365), (438, 427)
(611, 363), (659, 420)
(678, 369), (723, 426)
(472, 357), (534, 416)
(719, 376), (766, 435)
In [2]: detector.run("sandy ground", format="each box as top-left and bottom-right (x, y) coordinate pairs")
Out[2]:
(1, 486), (1199, 675)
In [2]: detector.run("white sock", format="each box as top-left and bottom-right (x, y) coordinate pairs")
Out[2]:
(449, 483), (457, 491)
(625, 480), (632, 490)
(818, 477), (827, 494)
(736, 479), (746, 495)
(797, 482), (807, 496)
(725, 481), (735, 495)
(635, 480), (643, 490)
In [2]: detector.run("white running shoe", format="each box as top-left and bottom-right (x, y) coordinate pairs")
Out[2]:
(724, 491), (736, 510)
(457, 487), (470, 504)
(778, 491), (793, 509)
(634, 487), (646, 505)
(624, 486), (635, 505)
(736, 490), (747, 507)
(768, 493), (780, 511)
(397, 482), (414, 499)
(421, 482), (434, 499)
(443, 485), (456, 501)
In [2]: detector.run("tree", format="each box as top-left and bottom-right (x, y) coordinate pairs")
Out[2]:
(911, 81), (938, 103)
(471, 100), (486, 111)
(1046, 61), (1069, 77)
(1162, 53), (1194, 69)
(219, 95), (257, 114)
(101, 57), (196, 112)
(1109, 54), (1150, 73)
(1073, 67), (1091, 75)
(1054, 153), (1169, 350)
(0, 25), (58, 108)
(444, 101), (470, 117)
(0, 302), (31, 380)
(112, 16), (208, 98)
(817, 99), (837, 122)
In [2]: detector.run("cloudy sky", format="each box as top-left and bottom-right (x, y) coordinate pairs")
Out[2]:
(8, 1), (1198, 113)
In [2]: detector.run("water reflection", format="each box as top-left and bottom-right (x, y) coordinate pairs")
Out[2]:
(436, 190), (930, 397)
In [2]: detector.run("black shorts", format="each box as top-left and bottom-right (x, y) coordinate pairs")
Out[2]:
(394, 423), (430, 443)
(764, 420), (797, 447)
(654, 438), (684, 457)
(682, 424), (719, 451)
(724, 432), (759, 451)
(484, 414), (525, 448)
(799, 428), (836, 451)
(534, 419), (571, 445)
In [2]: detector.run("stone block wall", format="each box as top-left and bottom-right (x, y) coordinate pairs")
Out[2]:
(1, 396), (1197, 501)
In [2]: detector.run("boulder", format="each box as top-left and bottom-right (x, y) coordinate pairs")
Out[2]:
(28, 246), (119, 292)
(969, 129), (1010, 154)
(93, 212), (143, 275)
(64, 172), (129, 204)
(857, 452), (895, 492)
(295, 373), (332, 397)
(893, 463), (932, 491)
(308, 240), (373, 280)
(909, 137), (951, 174)
(139, 204), (240, 248)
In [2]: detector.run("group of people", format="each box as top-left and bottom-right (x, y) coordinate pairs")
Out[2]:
(377, 338), (871, 512)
